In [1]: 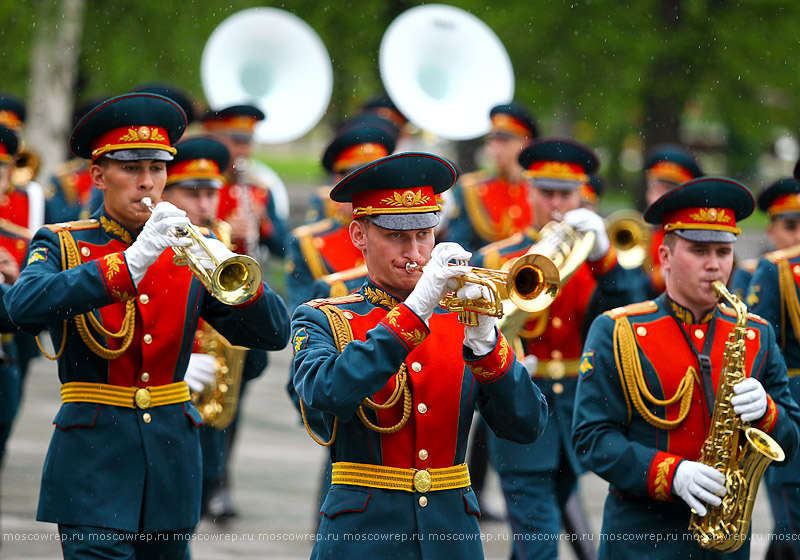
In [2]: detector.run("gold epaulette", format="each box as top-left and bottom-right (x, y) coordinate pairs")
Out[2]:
(304, 294), (365, 308)
(458, 170), (488, 189)
(719, 304), (768, 325)
(605, 300), (658, 319)
(291, 218), (335, 239)
(766, 244), (800, 264)
(740, 258), (759, 274)
(43, 219), (100, 233)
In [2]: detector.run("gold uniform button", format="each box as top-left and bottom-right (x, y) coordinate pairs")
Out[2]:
(747, 330), (756, 340)
(509, 205), (522, 219)
(551, 317), (563, 329)
(411, 362), (422, 372)
(553, 382), (564, 394)
(141, 372), (150, 382)
(142, 412), (152, 423)
(81, 246), (90, 257)
(551, 350), (563, 360)
(417, 403), (428, 414)
(143, 334), (153, 344)
(794, 265), (800, 276)
(694, 329), (704, 340)
(419, 496), (428, 507)
(343, 311), (354, 320)
(139, 294), (150, 304)
(636, 326), (647, 336)
(418, 449), (429, 460)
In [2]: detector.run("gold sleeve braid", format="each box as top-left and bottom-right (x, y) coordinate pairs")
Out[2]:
(777, 260), (800, 351)
(36, 230), (135, 361)
(299, 304), (412, 447)
(613, 315), (697, 430)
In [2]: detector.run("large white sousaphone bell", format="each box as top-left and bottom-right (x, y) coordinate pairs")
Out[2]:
(201, 7), (333, 145)
(379, 4), (515, 140)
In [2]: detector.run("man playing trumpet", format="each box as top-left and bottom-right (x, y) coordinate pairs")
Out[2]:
(291, 152), (547, 558)
(4, 93), (290, 560)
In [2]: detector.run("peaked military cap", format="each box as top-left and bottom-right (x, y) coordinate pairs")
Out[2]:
(70, 93), (187, 162)
(0, 94), (25, 130)
(132, 83), (197, 124)
(0, 124), (19, 164)
(756, 177), (800, 220)
(644, 176), (754, 243)
(166, 136), (230, 190)
(644, 143), (703, 186)
(322, 117), (397, 174)
(331, 152), (457, 230)
(201, 104), (265, 141)
(361, 94), (408, 130)
(488, 103), (538, 140)
(519, 138), (599, 191)
(582, 174), (605, 204)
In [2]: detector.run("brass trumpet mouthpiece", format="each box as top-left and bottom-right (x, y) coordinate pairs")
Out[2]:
(405, 262), (422, 273)
(140, 197), (154, 211)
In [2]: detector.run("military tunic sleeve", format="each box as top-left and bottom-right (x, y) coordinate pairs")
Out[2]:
(293, 302), (430, 420)
(4, 227), (136, 332)
(573, 313), (675, 498)
(748, 258), (780, 331)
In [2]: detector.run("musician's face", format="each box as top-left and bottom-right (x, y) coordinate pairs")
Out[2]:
(161, 187), (220, 226)
(351, 219), (434, 300)
(486, 135), (526, 176)
(214, 135), (252, 176)
(91, 158), (167, 230)
(529, 187), (581, 228)
(767, 217), (800, 250)
(660, 236), (733, 315)
(646, 179), (677, 206)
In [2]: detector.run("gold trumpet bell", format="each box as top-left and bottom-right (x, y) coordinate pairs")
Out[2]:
(211, 254), (263, 306)
(507, 254), (561, 313)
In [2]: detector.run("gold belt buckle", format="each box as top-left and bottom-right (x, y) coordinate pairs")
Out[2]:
(546, 359), (566, 379)
(413, 469), (432, 493)
(135, 388), (152, 409)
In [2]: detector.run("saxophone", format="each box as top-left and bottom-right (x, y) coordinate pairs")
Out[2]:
(689, 280), (785, 551)
(189, 219), (248, 429)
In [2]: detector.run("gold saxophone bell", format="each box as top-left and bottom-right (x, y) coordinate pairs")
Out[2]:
(605, 209), (649, 270)
(140, 197), (262, 306)
(11, 148), (40, 187)
(405, 255), (560, 326)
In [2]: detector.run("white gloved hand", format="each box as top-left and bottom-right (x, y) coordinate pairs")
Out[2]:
(672, 460), (727, 517)
(184, 353), (218, 393)
(523, 355), (539, 377)
(457, 283), (498, 356)
(124, 201), (192, 286)
(563, 208), (610, 262)
(404, 242), (472, 324)
(731, 377), (768, 423)
(187, 237), (236, 271)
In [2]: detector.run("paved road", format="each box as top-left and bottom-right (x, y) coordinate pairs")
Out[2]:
(0, 340), (780, 559)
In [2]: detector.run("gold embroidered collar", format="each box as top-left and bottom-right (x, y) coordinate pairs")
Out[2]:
(100, 212), (134, 245)
(363, 281), (400, 310)
(668, 297), (715, 325)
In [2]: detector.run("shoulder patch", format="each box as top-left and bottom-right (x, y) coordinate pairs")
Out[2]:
(43, 219), (100, 233)
(292, 327), (309, 354)
(26, 246), (48, 265)
(304, 294), (365, 308)
(766, 244), (800, 263)
(291, 218), (335, 239)
(605, 300), (659, 319)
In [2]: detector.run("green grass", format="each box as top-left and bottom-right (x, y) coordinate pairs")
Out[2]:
(253, 153), (325, 183)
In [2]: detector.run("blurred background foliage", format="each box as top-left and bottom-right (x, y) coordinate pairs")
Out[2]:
(0, 0), (799, 198)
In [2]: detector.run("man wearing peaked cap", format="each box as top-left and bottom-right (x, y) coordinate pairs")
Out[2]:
(474, 137), (642, 560)
(132, 82), (198, 125)
(0, 94), (26, 131)
(574, 176), (800, 559)
(291, 151), (546, 559)
(445, 102), (538, 253)
(201, 103), (289, 262)
(746, 175), (800, 559)
(4, 93), (290, 559)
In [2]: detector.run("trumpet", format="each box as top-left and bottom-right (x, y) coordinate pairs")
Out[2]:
(405, 254), (560, 326)
(605, 209), (649, 270)
(140, 197), (262, 306)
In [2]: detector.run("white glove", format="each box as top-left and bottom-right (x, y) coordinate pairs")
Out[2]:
(523, 355), (539, 377)
(184, 353), (218, 393)
(731, 377), (768, 423)
(672, 460), (727, 517)
(563, 208), (610, 262)
(457, 283), (498, 356)
(404, 242), (472, 324)
(124, 201), (192, 286)
(187, 237), (236, 271)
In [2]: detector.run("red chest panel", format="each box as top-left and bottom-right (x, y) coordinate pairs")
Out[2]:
(525, 263), (597, 362)
(472, 178), (532, 236)
(0, 190), (30, 266)
(632, 315), (762, 459)
(78, 240), (195, 387)
(347, 308), (467, 469)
